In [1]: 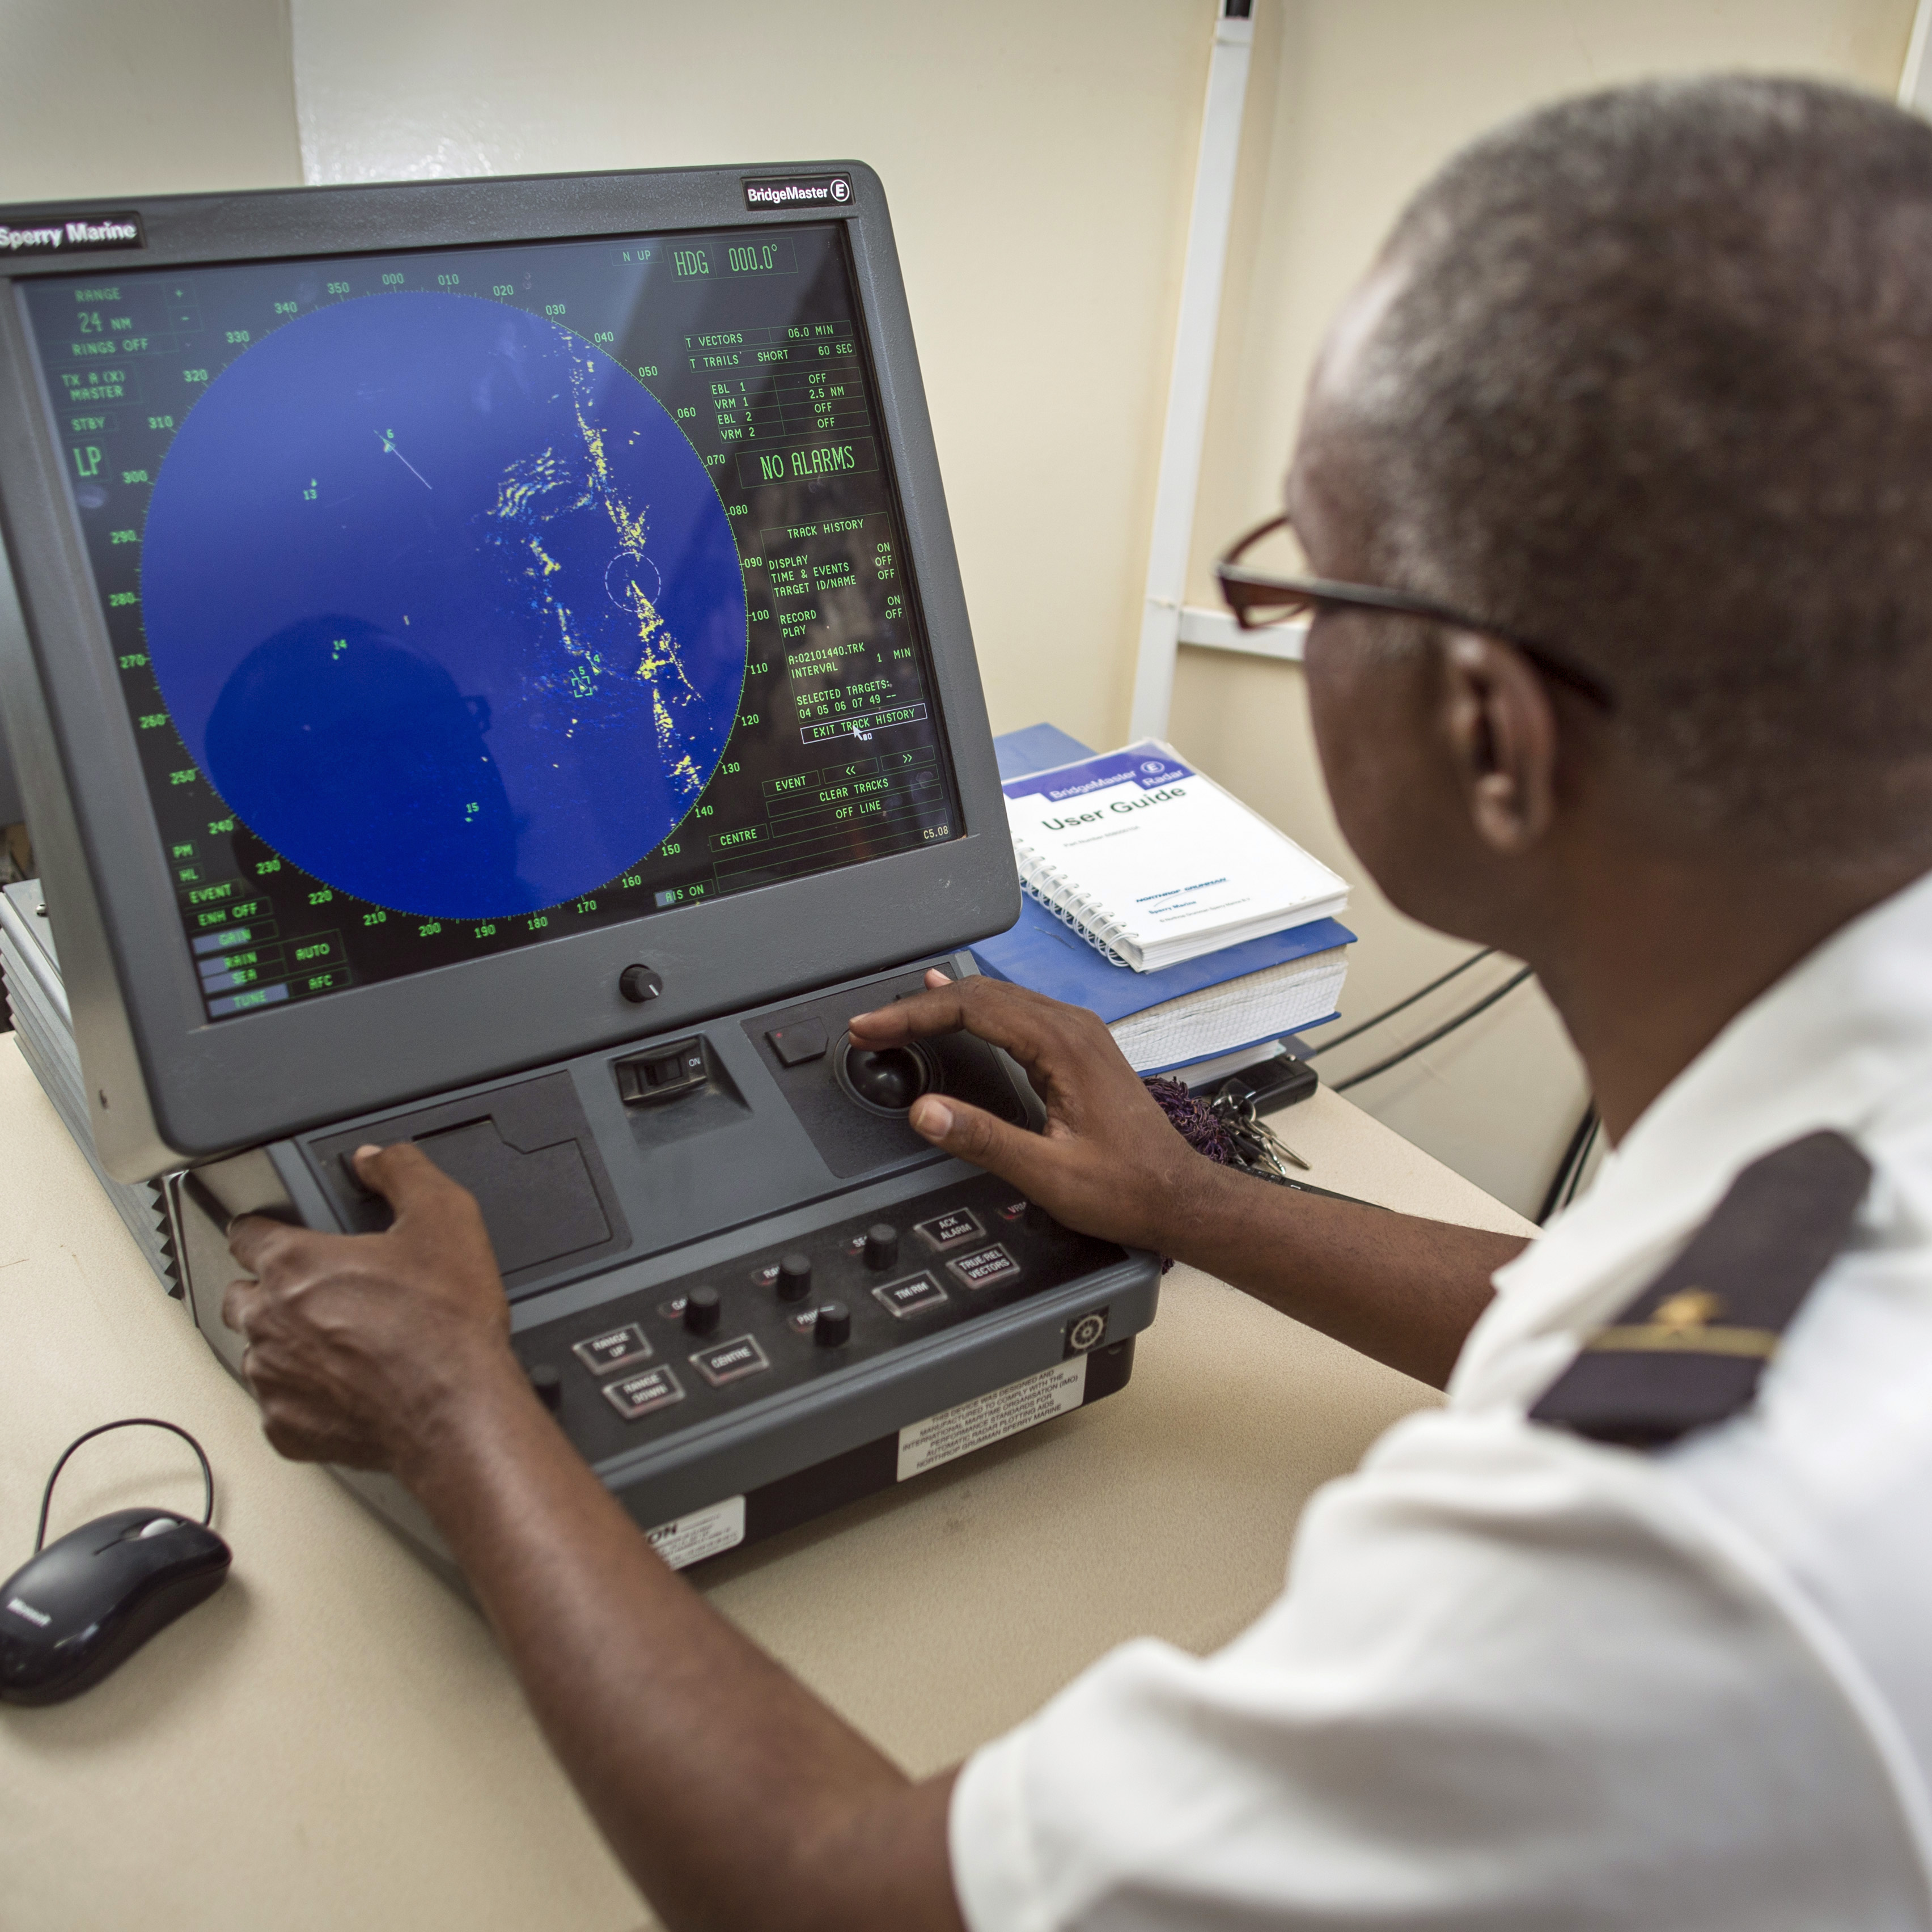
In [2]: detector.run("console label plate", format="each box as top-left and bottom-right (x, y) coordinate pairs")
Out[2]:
(646, 1495), (745, 1570)
(896, 1357), (1087, 1481)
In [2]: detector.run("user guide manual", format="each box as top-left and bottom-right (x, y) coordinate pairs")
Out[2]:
(1001, 740), (1348, 972)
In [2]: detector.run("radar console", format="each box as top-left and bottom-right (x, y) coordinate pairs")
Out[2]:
(0, 165), (1158, 1575)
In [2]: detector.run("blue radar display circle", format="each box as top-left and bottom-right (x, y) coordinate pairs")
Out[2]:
(141, 293), (747, 920)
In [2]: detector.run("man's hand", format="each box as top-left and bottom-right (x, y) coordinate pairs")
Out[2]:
(224, 1143), (966, 1932)
(853, 969), (1522, 1387)
(222, 1143), (527, 1479)
(848, 969), (1214, 1252)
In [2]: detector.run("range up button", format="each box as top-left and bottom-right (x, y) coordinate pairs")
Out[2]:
(574, 1323), (653, 1375)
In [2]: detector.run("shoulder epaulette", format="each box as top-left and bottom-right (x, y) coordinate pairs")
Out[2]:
(1528, 1129), (1870, 1448)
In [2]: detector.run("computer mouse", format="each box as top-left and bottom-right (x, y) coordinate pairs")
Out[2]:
(0, 1506), (231, 1705)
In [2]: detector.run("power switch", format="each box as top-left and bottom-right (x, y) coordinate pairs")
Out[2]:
(615, 1038), (707, 1107)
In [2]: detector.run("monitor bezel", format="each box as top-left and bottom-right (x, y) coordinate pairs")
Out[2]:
(0, 163), (1017, 1179)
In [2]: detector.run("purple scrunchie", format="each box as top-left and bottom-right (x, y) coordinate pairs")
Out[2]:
(1141, 1076), (1236, 1272)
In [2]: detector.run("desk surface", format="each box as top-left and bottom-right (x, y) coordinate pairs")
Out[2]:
(0, 1033), (1532, 1932)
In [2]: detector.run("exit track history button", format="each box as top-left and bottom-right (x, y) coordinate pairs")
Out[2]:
(873, 1272), (948, 1319)
(574, 1324), (653, 1375)
(604, 1366), (685, 1422)
(690, 1334), (771, 1387)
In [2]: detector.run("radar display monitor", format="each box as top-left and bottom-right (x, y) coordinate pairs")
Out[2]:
(0, 166), (1015, 1173)
(20, 221), (959, 1026)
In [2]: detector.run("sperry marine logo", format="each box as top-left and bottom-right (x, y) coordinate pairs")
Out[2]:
(6, 1596), (52, 1627)
(0, 212), (146, 256)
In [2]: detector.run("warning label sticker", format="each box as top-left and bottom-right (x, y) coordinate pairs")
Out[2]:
(896, 1357), (1088, 1482)
(646, 1495), (746, 1570)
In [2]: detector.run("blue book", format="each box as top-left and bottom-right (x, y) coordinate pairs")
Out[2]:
(972, 727), (1354, 1071)
(993, 721), (1096, 781)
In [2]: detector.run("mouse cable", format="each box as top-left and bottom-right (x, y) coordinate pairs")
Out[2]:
(34, 1419), (215, 1554)
(1331, 966), (1535, 1095)
(1301, 948), (1497, 1061)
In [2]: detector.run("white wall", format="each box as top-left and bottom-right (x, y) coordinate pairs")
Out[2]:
(290, 0), (1222, 761)
(0, 0), (300, 197)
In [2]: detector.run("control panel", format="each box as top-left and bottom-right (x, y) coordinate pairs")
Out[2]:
(173, 953), (1162, 1575)
(514, 1167), (1128, 1467)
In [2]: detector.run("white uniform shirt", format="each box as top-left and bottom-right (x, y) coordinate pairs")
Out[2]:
(950, 868), (1932, 1930)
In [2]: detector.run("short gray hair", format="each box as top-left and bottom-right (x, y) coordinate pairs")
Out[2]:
(1344, 75), (1932, 855)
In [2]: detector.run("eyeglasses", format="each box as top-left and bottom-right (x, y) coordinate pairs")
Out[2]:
(1214, 512), (1615, 712)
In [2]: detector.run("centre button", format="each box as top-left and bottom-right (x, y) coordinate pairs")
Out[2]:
(690, 1333), (772, 1387)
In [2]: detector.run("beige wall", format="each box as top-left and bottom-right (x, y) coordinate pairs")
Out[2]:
(289, 0), (1218, 760)
(0, 0), (300, 197)
(1, 0), (1917, 1215)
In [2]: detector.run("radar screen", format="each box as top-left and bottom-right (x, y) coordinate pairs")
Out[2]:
(23, 223), (961, 1022)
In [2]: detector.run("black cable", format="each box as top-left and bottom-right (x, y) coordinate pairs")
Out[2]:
(1561, 1114), (1601, 1211)
(1331, 966), (1534, 1095)
(1537, 1104), (1598, 1226)
(1303, 948), (1496, 1061)
(35, 1418), (215, 1553)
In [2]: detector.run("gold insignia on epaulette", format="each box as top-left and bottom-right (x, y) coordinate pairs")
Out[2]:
(1584, 1285), (1782, 1361)
(1654, 1288), (1725, 1332)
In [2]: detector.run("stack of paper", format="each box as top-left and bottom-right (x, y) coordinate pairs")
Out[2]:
(1002, 740), (1348, 972)
(973, 889), (1350, 1074)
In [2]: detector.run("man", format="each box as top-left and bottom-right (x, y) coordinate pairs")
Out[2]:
(223, 76), (1932, 1929)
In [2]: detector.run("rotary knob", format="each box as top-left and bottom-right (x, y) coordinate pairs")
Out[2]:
(777, 1252), (814, 1302)
(863, 1222), (899, 1270)
(814, 1301), (852, 1348)
(618, 964), (663, 1004)
(684, 1286), (721, 1336)
(526, 1363), (563, 1412)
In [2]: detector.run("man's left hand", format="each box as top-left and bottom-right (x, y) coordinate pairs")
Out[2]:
(222, 1143), (526, 1477)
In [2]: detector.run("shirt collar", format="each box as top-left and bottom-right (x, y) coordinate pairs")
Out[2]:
(1450, 863), (1932, 1409)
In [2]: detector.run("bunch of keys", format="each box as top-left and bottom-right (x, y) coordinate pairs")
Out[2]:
(1206, 1082), (1311, 1182)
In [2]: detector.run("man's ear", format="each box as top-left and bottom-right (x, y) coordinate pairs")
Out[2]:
(1440, 632), (1559, 853)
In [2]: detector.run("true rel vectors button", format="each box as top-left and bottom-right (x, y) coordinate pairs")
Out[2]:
(914, 1209), (983, 1253)
(689, 1334), (771, 1386)
(603, 1366), (685, 1421)
(948, 1243), (1020, 1290)
(574, 1323), (653, 1375)
(873, 1272), (948, 1319)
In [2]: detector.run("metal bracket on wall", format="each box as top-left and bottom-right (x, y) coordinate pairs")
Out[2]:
(1126, 0), (1256, 743)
